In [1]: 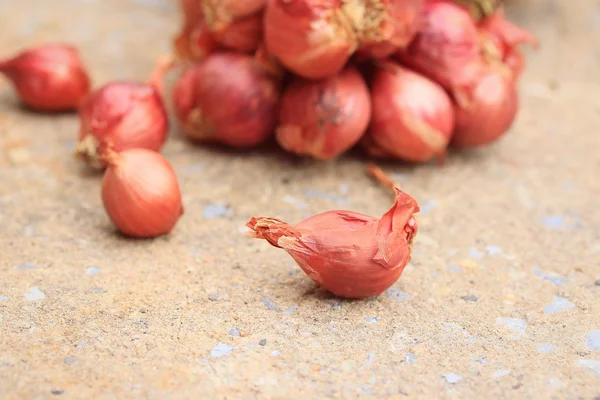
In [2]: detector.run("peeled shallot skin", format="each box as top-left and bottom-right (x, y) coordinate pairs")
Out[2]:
(101, 149), (183, 238)
(75, 82), (169, 168)
(0, 44), (91, 112)
(364, 62), (454, 162)
(396, 0), (484, 104)
(247, 188), (420, 299)
(451, 66), (518, 148)
(172, 52), (279, 148)
(276, 66), (371, 160)
(264, 0), (357, 79)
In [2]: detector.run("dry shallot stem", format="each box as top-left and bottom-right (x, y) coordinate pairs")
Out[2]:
(148, 54), (177, 97)
(367, 163), (400, 198)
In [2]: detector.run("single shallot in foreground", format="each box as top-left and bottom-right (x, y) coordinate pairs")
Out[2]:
(74, 58), (171, 168)
(246, 187), (420, 299)
(0, 44), (91, 111)
(276, 66), (371, 160)
(101, 148), (183, 238)
(172, 52), (280, 148)
(364, 61), (454, 162)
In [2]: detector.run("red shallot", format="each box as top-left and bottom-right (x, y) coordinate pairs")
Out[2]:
(478, 9), (539, 80)
(246, 187), (419, 299)
(101, 148), (183, 238)
(0, 44), (91, 111)
(172, 52), (280, 148)
(396, 0), (485, 106)
(353, 0), (422, 59)
(451, 66), (518, 147)
(364, 62), (454, 162)
(264, 0), (357, 79)
(276, 66), (371, 160)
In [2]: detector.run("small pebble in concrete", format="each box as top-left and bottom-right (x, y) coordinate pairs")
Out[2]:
(229, 328), (241, 337)
(24, 287), (45, 302)
(461, 295), (478, 302)
(64, 356), (77, 365)
(210, 342), (233, 358)
(578, 359), (600, 377)
(386, 288), (411, 302)
(86, 266), (101, 275)
(203, 204), (233, 219)
(442, 373), (462, 384)
(262, 298), (279, 311)
(585, 330), (600, 350)
(497, 317), (527, 334)
(544, 296), (575, 315)
(492, 369), (511, 378)
(537, 344), (555, 353)
(259, 339), (267, 346)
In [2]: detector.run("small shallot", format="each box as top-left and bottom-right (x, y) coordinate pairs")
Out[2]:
(364, 62), (454, 162)
(75, 59), (171, 168)
(451, 66), (518, 147)
(172, 52), (279, 148)
(101, 148), (183, 238)
(246, 187), (419, 299)
(0, 44), (91, 111)
(351, 0), (422, 59)
(264, 0), (357, 79)
(276, 66), (371, 160)
(396, 0), (485, 106)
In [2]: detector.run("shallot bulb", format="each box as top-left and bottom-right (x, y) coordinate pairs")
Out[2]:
(364, 62), (454, 162)
(247, 187), (419, 299)
(276, 66), (371, 160)
(173, 0), (219, 62)
(478, 10), (539, 80)
(451, 66), (518, 147)
(172, 52), (280, 148)
(352, 0), (422, 59)
(396, 0), (485, 106)
(75, 81), (169, 168)
(101, 149), (184, 238)
(0, 44), (91, 111)
(264, 0), (358, 79)
(202, 0), (265, 53)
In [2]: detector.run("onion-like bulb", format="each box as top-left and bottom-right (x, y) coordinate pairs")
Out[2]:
(0, 44), (91, 112)
(396, 0), (485, 106)
(101, 149), (184, 239)
(276, 66), (371, 160)
(172, 52), (280, 148)
(451, 66), (518, 148)
(264, 0), (358, 79)
(363, 62), (454, 163)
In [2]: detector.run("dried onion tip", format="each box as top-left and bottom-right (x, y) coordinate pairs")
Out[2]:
(478, 9), (539, 80)
(247, 188), (420, 299)
(451, 65), (518, 148)
(396, 0), (485, 106)
(264, 0), (358, 79)
(101, 149), (184, 238)
(363, 62), (454, 162)
(350, 0), (423, 59)
(276, 66), (371, 160)
(172, 52), (280, 148)
(74, 58), (171, 168)
(0, 44), (91, 112)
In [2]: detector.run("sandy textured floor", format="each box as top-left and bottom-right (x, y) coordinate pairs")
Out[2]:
(1, 0), (599, 399)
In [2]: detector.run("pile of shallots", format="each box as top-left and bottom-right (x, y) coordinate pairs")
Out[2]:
(0, 0), (538, 299)
(170, 0), (538, 161)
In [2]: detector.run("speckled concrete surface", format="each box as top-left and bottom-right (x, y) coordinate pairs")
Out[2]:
(1, 0), (600, 399)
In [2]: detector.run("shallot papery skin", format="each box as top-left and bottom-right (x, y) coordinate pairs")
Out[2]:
(172, 52), (279, 148)
(208, 12), (264, 53)
(247, 188), (420, 299)
(364, 62), (454, 162)
(451, 66), (518, 147)
(478, 10), (539, 80)
(173, 1), (220, 62)
(264, 0), (358, 79)
(352, 0), (423, 59)
(396, 0), (485, 106)
(276, 66), (371, 160)
(0, 44), (90, 111)
(202, 0), (266, 22)
(75, 82), (169, 168)
(101, 149), (183, 238)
